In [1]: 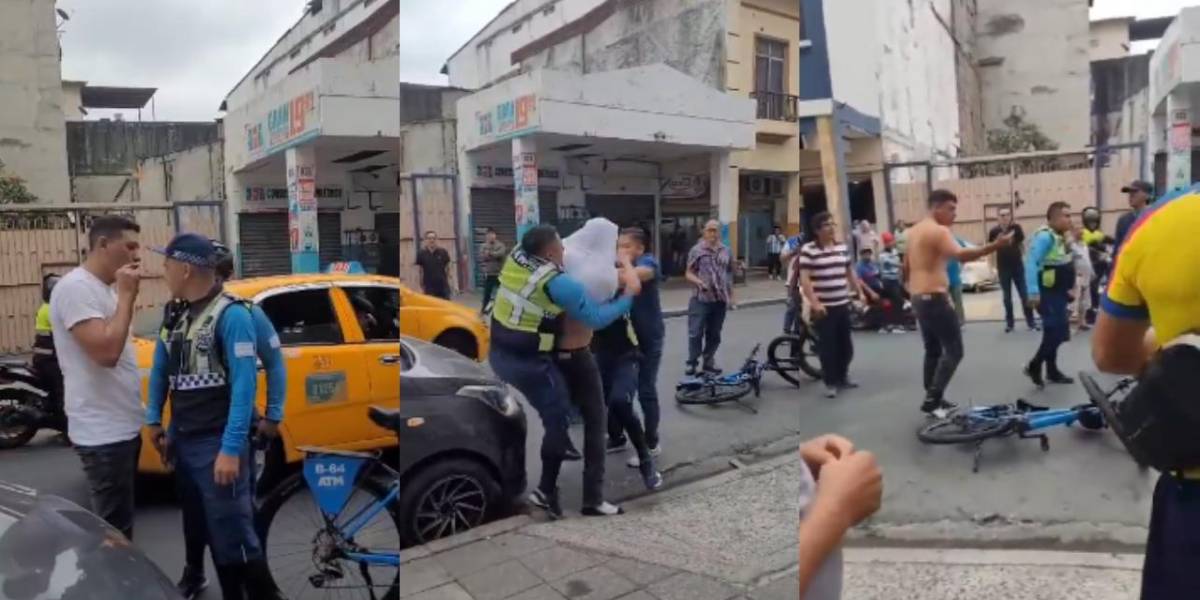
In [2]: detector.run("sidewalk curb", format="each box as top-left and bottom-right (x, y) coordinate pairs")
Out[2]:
(843, 547), (1143, 570)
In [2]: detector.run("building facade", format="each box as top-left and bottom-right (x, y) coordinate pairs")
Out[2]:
(0, 0), (70, 204)
(221, 0), (400, 276)
(445, 0), (800, 277)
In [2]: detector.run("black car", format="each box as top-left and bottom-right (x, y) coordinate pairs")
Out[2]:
(398, 337), (526, 547)
(0, 481), (182, 599)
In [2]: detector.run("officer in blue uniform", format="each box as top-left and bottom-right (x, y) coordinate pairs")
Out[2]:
(145, 234), (286, 600)
(167, 240), (288, 599)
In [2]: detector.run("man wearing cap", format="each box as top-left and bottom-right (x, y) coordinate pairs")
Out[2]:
(1114, 181), (1152, 253)
(165, 240), (288, 599)
(145, 233), (286, 600)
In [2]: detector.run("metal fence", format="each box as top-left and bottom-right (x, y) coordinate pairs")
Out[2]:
(0, 201), (224, 355)
(882, 143), (1146, 244)
(399, 175), (461, 290)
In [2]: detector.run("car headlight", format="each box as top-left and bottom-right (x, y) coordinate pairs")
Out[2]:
(456, 385), (520, 417)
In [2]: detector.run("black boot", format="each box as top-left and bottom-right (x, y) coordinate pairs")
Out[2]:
(244, 559), (288, 600)
(176, 564), (209, 600)
(215, 564), (247, 600)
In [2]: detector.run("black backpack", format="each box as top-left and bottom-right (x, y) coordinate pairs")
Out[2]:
(1100, 342), (1200, 472)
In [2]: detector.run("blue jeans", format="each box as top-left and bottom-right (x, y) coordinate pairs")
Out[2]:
(636, 336), (663, 448)
(1142, 473), (1200, 598)
(172, 433), (261, 566)
(687, 298), (727, 366)
(1030, 288), (1070, 375)
(489, 346), (573, 497)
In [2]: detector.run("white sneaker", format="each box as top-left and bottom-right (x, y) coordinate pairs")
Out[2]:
(627, 444), (662, 468)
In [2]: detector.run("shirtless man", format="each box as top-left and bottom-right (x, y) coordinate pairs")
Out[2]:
(903, 190), (1013, 415)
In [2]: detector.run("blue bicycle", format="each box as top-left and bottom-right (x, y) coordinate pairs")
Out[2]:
(917, 390), (1119, 472)
(675, 344), (766, 412)
(257, 406), (400, 600)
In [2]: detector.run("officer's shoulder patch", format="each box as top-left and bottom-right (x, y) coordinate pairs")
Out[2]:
(234, 342), (255, 358)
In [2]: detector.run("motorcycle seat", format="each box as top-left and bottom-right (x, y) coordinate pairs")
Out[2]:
(368, 405), (401, 433)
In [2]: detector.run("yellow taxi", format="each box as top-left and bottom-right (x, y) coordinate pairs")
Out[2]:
(131, 273), (489, 475)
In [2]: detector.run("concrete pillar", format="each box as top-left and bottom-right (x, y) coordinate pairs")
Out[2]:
(786, 172), (802, 237)
(1167, 92), (1192, 191)
(710, 152), (738, 252)
(286, 145), (319, 273)
(512, 136), (540, 241)
(816, 114), (851, 242)
(456, 148), (477, 289)
(225, 172), (245, 275)
(870, 170), (889, 230)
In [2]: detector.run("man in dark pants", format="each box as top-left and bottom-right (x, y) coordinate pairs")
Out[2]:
(1022, 202), (1076, 387)
(606, 229), (665, 468)
(488, 225), (640, 518)
(48, 216), (145, 541)
(903, 191), (1013, 415)
(146, 234), (285, 599)
(1113, 180), (1152, 252)
(988, 207), (1037, 332)
(477, 227), (507, 314)
(1079, 207), (1113, 326)
(684, 220), (735, 375)
(416, 230), (453, 299)
(798, 212), (876, 399)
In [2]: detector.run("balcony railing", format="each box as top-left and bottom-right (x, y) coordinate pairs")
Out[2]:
(751, 91), (799, 122)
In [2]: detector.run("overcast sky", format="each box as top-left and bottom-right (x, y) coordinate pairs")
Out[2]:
(56, 0), (1198, 121)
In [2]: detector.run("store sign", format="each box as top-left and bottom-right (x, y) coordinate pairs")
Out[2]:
(477, 94), (539, 141)
(247, 90), (320, 160)
(476, 166), (559, 181)
(287, 164), (319, 254)
(246, 186), (342, 202)
(662, 174), (708, 198)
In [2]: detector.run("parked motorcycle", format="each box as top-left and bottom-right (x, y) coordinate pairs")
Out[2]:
(0, 358), (67, 449)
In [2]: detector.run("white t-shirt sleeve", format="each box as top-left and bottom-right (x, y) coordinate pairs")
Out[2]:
(54, 279), (107, 331)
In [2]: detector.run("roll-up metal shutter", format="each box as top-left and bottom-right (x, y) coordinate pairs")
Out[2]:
(238, 213), (289, 277)
(237, 212), (343, 277)
(318, 212), (343, 269)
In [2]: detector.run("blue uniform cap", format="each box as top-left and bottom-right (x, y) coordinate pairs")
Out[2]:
(150, 233), (218, 268)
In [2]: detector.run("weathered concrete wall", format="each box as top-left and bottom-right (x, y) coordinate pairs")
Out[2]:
(61, 81), (85, 122)
(1089, 18), (1132, 62)
(875, 0), (963, 162)
(974, 0), (1091, 150)
(66, 121), (220, 177)
(0, 0), (70, 203)
(1092, 55), (1150, 146)
(523, 0), (729, 91)
(952, 0), (986, 154)
(137, 141), (225, 205)
(444, 0), (607, 90)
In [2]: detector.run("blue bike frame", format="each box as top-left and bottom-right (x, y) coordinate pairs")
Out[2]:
(962, 404), (1101, 433)
(303, 452), (400, 568)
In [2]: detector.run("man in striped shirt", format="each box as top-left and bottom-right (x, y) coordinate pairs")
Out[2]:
(799, 212), (877, 398)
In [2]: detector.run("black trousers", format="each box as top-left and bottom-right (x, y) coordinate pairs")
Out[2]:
(480, 275), (500, 312)
(1141, 473), (1200, 599)
(812, 304), (853, 387)
(912, 293), (964, 402)
(998, 264), (1036, 328)
(553, 348), (608, 507)
(767, 253), (782, 277)
(75, 435), (143, 540)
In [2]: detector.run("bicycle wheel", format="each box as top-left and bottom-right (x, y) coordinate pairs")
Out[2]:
(917, 413), (1015, 444)
(257, 472), (400, 599)
(676, 380), (753, 405)
(766, 334), (821, 386)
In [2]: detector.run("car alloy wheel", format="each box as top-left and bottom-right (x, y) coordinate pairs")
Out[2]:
(413, 474), (488, 543)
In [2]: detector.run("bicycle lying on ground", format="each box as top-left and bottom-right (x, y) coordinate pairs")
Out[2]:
(675, 344), (766, 412)
(257, 406), (400, 600)
(765, 319), (821, 387)
(917, 376), (1136, 472)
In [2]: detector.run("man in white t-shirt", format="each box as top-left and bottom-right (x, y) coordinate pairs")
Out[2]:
(48, 215), (144, 540)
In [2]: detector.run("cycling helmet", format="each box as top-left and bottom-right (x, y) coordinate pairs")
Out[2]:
(41, 274), (61, 303)
(211, 239), (234, 281)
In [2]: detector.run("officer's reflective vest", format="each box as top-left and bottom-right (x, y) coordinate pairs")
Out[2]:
(1034, 225), (1075, 293)
(162, 292), (248, 435)
(33, 304), (55, 358)
(490, 250), (565, 353)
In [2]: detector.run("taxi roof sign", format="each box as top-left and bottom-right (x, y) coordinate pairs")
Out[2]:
(326, 261), (365, 274)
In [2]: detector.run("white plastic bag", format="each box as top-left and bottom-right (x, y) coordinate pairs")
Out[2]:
(562, 217), (619, 303)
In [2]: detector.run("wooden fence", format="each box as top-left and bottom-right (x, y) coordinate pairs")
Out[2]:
(0, 202), (223, 355)
(399, 175), (462, 290)
(888, 148), (1142, 245)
